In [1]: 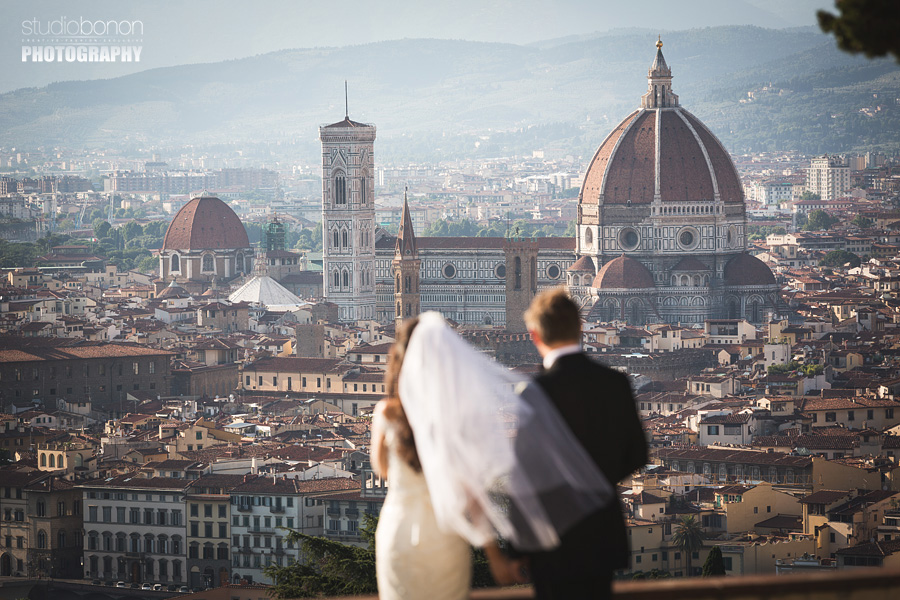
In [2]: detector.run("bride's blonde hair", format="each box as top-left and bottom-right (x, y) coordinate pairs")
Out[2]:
(380, 317), (422, 473)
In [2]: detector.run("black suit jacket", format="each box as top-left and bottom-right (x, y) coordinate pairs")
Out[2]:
(529, 352), (648, 573)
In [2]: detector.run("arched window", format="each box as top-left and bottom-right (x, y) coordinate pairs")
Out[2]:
(37, 530), (46, 549)
(334, 173), (347, 204)
(235, 252), (244, 274)
(750, 300), (761, 322)
(171, 254), (180, 272)
(584, 229), (593, 247)
(728, 300), (738, 319)
(630, 300), (640, 324)
(342, 230), (348, 248)
(360, 172), (368, 204)
(333, 231), (339, 248)
(40, 453), (46, 467)
(333, 271), (340, 288)
(343, 271), (349, 288)
(202, 254), (214, 272)
(405, 276), (411, 293)
(514, 257), (522, 290)
(606, 301), (618, 323)
(396, 303), (401, 317)
(49, 454), (55, 468)
(395, 274), (400, 293)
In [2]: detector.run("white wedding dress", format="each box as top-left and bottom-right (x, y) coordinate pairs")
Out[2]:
(375, 412), (471, 600)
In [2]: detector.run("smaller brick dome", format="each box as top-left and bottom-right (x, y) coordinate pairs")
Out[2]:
(724, 253), (776, 286)
(592, 254), (656, 289)
(568, 256), (596, 274)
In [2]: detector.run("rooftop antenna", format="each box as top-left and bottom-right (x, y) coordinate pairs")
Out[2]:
(345, 80), (349, 119)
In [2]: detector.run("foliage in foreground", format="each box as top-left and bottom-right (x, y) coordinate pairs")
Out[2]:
(266, 514), (497, 598)
(702, 545), (727, 577)
(265, 515), (378, 598)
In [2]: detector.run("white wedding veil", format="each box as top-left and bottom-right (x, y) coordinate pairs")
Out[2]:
(398, 311), (614, 551)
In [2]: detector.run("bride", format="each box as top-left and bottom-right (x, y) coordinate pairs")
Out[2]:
(371, 313), (612, 599)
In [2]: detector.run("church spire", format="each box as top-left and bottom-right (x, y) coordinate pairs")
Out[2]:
(395, 187), (417, 258)
(641, 37), (678, 109)
(392, 186), (421, 326)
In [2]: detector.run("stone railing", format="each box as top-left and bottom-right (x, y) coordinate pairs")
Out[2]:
(321, 566), (900, 600)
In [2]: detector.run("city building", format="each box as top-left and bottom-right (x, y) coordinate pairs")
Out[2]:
(570, 39), (780, 324)
(807, 155), (851, 201)
(79, 476), (191, 585)
(0, 338), (173, 415)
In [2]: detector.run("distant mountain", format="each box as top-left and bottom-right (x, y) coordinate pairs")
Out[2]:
(0, 25), (897, 160)
(1, 0), (832, 92)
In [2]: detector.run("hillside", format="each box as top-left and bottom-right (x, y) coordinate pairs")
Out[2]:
(0, 26), (896, 159)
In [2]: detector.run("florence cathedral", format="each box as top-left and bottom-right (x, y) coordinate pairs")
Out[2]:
(159, 40), (780, 328)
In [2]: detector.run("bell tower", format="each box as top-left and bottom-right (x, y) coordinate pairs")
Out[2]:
(319, 98), (377, 322)
(392, 189), (421, 328)
(504, 238), (539, 333)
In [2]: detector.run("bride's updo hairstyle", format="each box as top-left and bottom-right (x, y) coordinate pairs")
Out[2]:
(380, 317), (422, 472)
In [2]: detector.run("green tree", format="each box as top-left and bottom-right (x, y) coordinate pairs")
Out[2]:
(672, 515), (703, 577)
(851, 215), (873, 228)
(93, 219), (112, 239)
(799, 191), (821, 201)
(820, 249), (861, 268)
(266, 515), (379, 598)
(819, 0), (900, 62)
(295, 222), (323, 252)
(701, 546), (727, 577)
(768, 361), (801, 374)
(121, 221), (143, 241)
(143, 220), (168, 238)
(137, 255), (159, 274)
(804, 209), (839, 231)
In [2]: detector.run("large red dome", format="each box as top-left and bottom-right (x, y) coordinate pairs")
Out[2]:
(580, 42), (742, 208)
(580, 109), (743, 206)
(162, 195), (250, 250)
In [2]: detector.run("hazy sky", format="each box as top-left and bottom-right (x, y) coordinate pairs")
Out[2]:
(4, 0), (835, 92)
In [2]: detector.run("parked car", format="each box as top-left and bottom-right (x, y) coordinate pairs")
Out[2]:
(178, 586), (189, 593)
(130, 583), (140, 589)
(166, 585), (178, 592)
(141, 583), (153, 590)
(152, 584), (163, 591)
(115, 582), (127, 588)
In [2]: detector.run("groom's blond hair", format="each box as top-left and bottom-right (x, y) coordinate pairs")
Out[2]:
(524, 287), (581, 345)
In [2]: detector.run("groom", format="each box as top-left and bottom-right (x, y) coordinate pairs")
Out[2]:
(521, 288), (647, 599)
